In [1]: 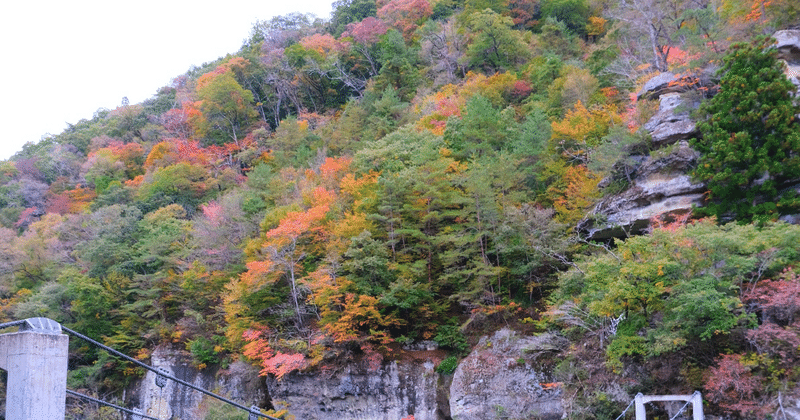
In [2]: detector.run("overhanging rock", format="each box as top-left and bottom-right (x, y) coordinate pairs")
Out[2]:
(581, 141), (705, 240)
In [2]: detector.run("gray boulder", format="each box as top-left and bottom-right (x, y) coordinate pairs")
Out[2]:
(774, 29), (800, 64)
(449, 329), (566, 420)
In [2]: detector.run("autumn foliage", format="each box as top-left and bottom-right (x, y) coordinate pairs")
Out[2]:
(242, 328), (309, 378)
(2, 3), (799, 418)
(705, 354), (767, 418)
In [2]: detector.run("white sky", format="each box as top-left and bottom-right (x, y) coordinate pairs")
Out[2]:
(0, 0), (333, 161)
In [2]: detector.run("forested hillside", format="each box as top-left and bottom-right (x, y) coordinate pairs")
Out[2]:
(1, 0), (800, 418)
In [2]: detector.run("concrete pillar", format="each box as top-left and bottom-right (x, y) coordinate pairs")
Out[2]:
(0, 318), (68, 420)
(635, 392), (646, 420)
(692, 391), (704, 420)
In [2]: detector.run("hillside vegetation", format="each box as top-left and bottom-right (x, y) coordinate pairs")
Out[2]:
(1, 0), (800, 418)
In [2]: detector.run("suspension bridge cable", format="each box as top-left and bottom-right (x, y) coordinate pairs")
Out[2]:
(61, 325), (279, 420)
(669, 397), (694, 420)
(0, 320), (26, 330)
(66, 389), (159, 420)
(614, 398), (636, 420)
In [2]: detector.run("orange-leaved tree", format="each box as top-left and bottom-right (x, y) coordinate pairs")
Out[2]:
(242, 327), (309, 378)
(541, 161), (601, 226)
(549, 101), (621, 164)
(241, 186), (335, 328)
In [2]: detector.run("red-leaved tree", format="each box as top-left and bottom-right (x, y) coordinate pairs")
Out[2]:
(742, 268), (800, 362)
(242, 328), (308, 379)
(377, 0), (432, 41)
(705, 354), (767, 418)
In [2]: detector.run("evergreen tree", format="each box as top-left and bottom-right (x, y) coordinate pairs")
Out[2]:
(692, 37), (800, 223)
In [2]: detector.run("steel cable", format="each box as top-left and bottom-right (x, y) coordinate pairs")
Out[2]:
(614, 399), (636, 420)
(66, 389), (159, 420)
(0, 320), (26, 330)
(61, 325), (278, 420)
(669, 397), (694, 420)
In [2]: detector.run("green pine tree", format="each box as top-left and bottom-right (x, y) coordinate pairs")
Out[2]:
(692, 37), (800, 223)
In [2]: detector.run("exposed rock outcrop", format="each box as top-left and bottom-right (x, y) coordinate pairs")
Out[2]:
(582, 71), (710, 239)
(582, 141), (706, 239)
(775, 30), (800, 89)
(449, 329), (566, 420)
(643, 93), (700, 147)
(775, 29), (800, 63)
(128, 347), (443, 420)
(127, 347), (267, 419)
(636, 72), (677, 100)
(127, 331), (567, 420)
(784, 403), (800, 420)
(267, 359), (441, 420)
(636, 71), (711, 100)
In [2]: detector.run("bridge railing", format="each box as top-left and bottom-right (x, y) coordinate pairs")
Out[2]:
(615, 391), (704, 420)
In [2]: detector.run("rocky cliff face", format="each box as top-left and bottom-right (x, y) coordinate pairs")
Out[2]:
(583, 30), (800, 239)
(267, 359), (441, 420)
(581, 72), (707, 239)
(126, 347), (267, 419)
(128, 329), (565, 420)
(581, 140), (706, 239)
(643, 93), (699, 147)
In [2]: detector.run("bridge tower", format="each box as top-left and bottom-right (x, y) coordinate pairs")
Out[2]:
(0, 317), (69, 420)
